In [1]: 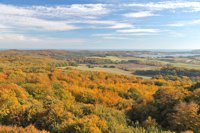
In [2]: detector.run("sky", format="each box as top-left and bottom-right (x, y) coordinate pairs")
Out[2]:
(0, 0), (200, 50)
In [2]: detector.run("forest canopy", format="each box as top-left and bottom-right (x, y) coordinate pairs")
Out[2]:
(0, 50), (199, 133)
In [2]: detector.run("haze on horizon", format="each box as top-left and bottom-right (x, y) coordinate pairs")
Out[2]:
(0, 0), (200, 50)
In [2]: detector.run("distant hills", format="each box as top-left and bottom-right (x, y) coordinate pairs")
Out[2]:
(192, 49), (200, 53)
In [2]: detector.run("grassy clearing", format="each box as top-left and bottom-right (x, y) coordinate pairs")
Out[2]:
(89, 56), (143, 61)
(68, 65), (133, 76)
(91, 56), (200, 70)
(171, 63), (200, 70)
(67, 65), (151, 79)
(157, 60), (200, 70)
(108, 56), (200, 70)
(101, 56), (124, 61)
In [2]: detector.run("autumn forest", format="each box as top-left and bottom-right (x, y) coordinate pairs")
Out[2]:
(0, 50), (199, 133)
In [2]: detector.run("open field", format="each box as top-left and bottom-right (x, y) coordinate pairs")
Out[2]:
(157, 60), (200, 70)
(90, 56), (143, 61)
(170, 62), (200, 69)
(68, 65), (133, 76)
(115, 63), (158, 71)
(90, 56), (200, 70)
(67, 65), (151, 79)
(90, 56), (124, 61)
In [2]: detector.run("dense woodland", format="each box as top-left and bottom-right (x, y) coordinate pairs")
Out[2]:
(135, 66), (200, 80)
(0, 50), (199, 133)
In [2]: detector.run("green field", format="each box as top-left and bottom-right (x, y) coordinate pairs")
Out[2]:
(91, 56), (200, 70)
(90, 56), (124, 61)
(67, 65), (151, 79)
(90, 56), (142, 61)
(171, 63), (200, 69)
(157, 60), (200, 70)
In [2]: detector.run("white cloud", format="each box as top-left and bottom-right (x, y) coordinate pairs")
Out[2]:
(0, 4), (82, 31)
(103, 36), (129, 40)
(0, 33), (85, 44)
(73, 20), (116, 25)
(0, 4), (109, 18)
(168, 19), (200, 27)
(0, 15), (78, 31)
(93, 33), (154, 37)
(0, 24), (8, 29)
(30, 4), (109, 19)
(107, 23), (133, 29)
(0, 3), (111, 32)
(0, 4), (34, 16)
(125, 1), (200, 11)
(66, 20), (133, 29)
(92, 33), (129, 40)
(0, 3), (133, 32)
(0, 34), (41, 42)
(123, 11), (156, 18)
(93, 32), (158, 40)
(117, 29), (160, 33)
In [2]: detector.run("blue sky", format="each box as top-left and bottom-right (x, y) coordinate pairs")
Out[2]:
(0, 0), (200, 49)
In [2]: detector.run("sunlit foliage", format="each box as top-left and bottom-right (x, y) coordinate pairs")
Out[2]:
(0, 50), (198, 133)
